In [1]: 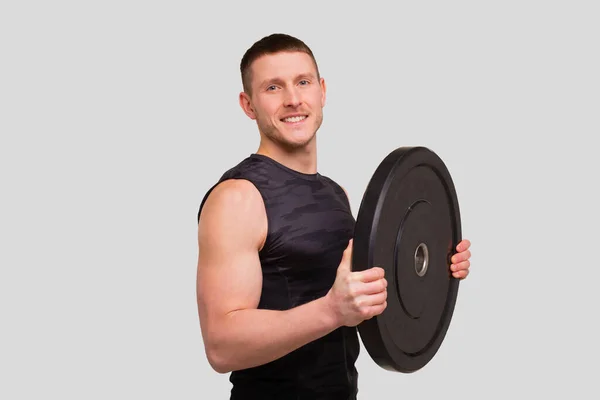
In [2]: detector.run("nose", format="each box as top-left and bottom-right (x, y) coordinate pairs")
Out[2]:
(284, 87), (302, 108)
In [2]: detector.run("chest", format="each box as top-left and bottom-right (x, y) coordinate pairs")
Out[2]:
(260, 181), (355, 267)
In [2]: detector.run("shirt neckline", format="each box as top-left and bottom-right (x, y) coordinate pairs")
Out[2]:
(250, 153), (320, 181)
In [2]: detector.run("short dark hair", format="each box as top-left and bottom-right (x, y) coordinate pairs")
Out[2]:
(240, 33), (320, 95)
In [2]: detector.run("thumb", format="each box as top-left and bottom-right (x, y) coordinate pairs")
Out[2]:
(338, 239), (353, 271)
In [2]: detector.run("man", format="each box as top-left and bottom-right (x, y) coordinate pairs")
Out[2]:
(196, 33), (472, 399)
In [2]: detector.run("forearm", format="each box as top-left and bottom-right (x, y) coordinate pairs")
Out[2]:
(205, 294), (340, 373)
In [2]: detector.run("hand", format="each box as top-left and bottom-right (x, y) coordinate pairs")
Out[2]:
(326, 239), (388, 327)
(450, 239), (471, 279)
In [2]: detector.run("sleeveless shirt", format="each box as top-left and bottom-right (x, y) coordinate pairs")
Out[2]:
(197, 153), (360, 400)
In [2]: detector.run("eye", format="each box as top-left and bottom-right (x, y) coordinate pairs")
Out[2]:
(266, 85), (277, 91)
(299, 80), (309, 86)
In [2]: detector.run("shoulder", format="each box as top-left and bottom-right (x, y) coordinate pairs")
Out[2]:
(199, 178), (265, 223)
(207, 177), (261, 203)
(198, 179), (267, 249)
(320, 174), (350, 201)
(339, 184), (350, 200)
(197, 155), (269, 219)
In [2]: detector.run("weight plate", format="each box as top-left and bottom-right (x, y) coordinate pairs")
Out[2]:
(352, 146), (462, 373)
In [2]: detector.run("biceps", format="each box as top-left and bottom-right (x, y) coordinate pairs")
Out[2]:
(196, 243), (263, 325)
(195, 179), (267, 335)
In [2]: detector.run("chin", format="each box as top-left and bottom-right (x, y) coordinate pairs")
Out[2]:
(286, 130), (316, 147)
(261, 122), (317, 149)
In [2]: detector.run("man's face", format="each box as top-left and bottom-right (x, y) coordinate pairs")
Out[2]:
(239, 51), (326, 150)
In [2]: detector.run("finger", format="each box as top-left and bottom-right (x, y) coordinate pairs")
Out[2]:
(451, 260), (470, 272)
(351, 279), (387, 298)
(451, 250), (471, 264)
(456, 239), (471, 252)
(356, 278), (387, 295)
(352, 266), (385, 283)
(362, 301), (387, 319)
(355, 290), (387, 308)
(452, 269), (469, 279)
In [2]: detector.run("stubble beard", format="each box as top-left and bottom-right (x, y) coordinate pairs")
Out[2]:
(259, 113), (323, 152)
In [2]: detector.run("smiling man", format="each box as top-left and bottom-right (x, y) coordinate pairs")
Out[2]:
(238, 37), (326, 172)
(195, 33), (472, 400)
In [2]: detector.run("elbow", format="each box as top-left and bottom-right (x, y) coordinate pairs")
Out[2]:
(205, 342), (233, 374)
(207, 354), (231, 374)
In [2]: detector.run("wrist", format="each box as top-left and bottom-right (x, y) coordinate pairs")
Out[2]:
(320, 291), (342, 330)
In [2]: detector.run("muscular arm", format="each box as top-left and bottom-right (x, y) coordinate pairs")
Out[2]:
(196, 179), (342, 373)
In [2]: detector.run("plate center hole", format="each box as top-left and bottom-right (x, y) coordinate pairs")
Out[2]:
(414, 243), (429, 277)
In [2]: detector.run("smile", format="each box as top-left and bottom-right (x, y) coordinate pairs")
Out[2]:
(281, 115), (307, 123)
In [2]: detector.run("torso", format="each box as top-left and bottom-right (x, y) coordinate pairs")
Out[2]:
(198, 153), (360, 400)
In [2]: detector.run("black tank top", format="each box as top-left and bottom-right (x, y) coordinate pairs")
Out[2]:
(197, 153), (360, 400)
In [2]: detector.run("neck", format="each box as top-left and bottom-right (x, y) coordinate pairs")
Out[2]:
(256, 137), (317, 175)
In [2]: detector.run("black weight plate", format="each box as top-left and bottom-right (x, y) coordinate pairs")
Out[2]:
(352, 146), (461, 373)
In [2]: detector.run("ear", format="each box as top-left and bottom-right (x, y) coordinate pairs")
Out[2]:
(239, 91), (256, 120)
(320, 77), (327, 108)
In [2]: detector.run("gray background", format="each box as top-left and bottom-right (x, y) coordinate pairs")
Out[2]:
(2, 1), (599, 398)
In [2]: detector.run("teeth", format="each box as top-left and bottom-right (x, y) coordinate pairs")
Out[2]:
(283, 115), (306, 123)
